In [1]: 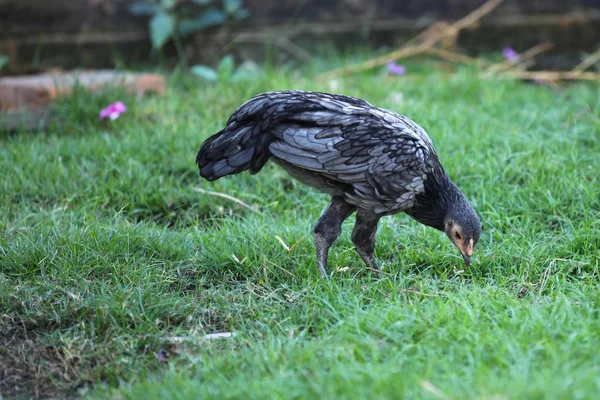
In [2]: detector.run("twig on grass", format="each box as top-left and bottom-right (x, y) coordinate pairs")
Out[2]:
(485, 42), (554, 73)
(169, 332), (237, 343)
(419, 380), (447, 399)
(495, 71), (600, 81)
(274, 235), (291, 252)
(572, 47), (600, 72)
(274, 234), (307, 254)
(318, 46), (426, 81)
(232, 254), (247, 264)
(264, 256), (297, 278)
(424, 47), (491, 66)
(192, 187), (258, 213)
(288, 235), (307, 253)
(364, 266), (395, 277)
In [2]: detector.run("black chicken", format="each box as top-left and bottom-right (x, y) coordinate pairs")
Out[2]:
(196, 90), (481, 277)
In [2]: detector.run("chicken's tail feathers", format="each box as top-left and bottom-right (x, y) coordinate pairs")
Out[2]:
(197, 90), (326, 181)
(196, 120), (274, 181)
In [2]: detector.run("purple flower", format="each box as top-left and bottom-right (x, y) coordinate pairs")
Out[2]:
(386, 61), (406, 76)
(100, 101), (127, 120)
(503, 47), (519, 61)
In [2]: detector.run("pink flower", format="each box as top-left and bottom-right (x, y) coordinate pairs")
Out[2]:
(386, 61), (406, 76)
(100, 101), (127, 120)
(503, 47), (519, 61)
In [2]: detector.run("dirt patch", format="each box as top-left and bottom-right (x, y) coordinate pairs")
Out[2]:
(127, 202), (199, 230)
(0, 327), (90, 399)
(123, 197), (250, 231)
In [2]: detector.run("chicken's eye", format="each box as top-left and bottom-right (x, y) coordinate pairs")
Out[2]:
(454, 232), (462, 240)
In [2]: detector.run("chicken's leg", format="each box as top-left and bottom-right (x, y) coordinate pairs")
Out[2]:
(314, 196), (355, 277)
(351, 213), (382, 276)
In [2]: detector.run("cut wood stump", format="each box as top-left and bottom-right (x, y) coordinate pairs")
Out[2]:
(0, 70), (166, 111)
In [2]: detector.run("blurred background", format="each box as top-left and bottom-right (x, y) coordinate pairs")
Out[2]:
(1, 0), (600, 73)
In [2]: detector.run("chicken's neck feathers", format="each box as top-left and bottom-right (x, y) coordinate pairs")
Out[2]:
(406, 169), (467, 231)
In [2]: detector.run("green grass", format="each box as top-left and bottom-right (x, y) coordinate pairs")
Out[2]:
(1, 57), (599, 399)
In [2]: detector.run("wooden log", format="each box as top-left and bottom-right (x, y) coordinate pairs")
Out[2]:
(0, 70), (166, 111)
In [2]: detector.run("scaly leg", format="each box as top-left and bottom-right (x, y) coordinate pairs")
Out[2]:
(314, 196), (355, 278)
(351, 213), (381, 276)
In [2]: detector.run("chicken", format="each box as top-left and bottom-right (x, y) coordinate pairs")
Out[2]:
(196, 90), (481, 277)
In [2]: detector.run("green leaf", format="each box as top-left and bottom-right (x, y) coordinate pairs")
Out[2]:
(128, 2), (159, 16)
(177, 8), (226, 35)
(191, 0), (212, 4)
(0, 55), (8, 70)
(150, 12), (175, 50)
(217, 55), (234, 79)
(190, 65), (218, 81)
(223, 0), (242, 14)
(160, 0), (177, 10)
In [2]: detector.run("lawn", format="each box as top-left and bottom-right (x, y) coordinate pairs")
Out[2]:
(1, 57), (599, 399)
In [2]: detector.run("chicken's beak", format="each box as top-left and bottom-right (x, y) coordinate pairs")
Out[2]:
(462, 253), (471, 267)
(461, 238), (474, 267)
